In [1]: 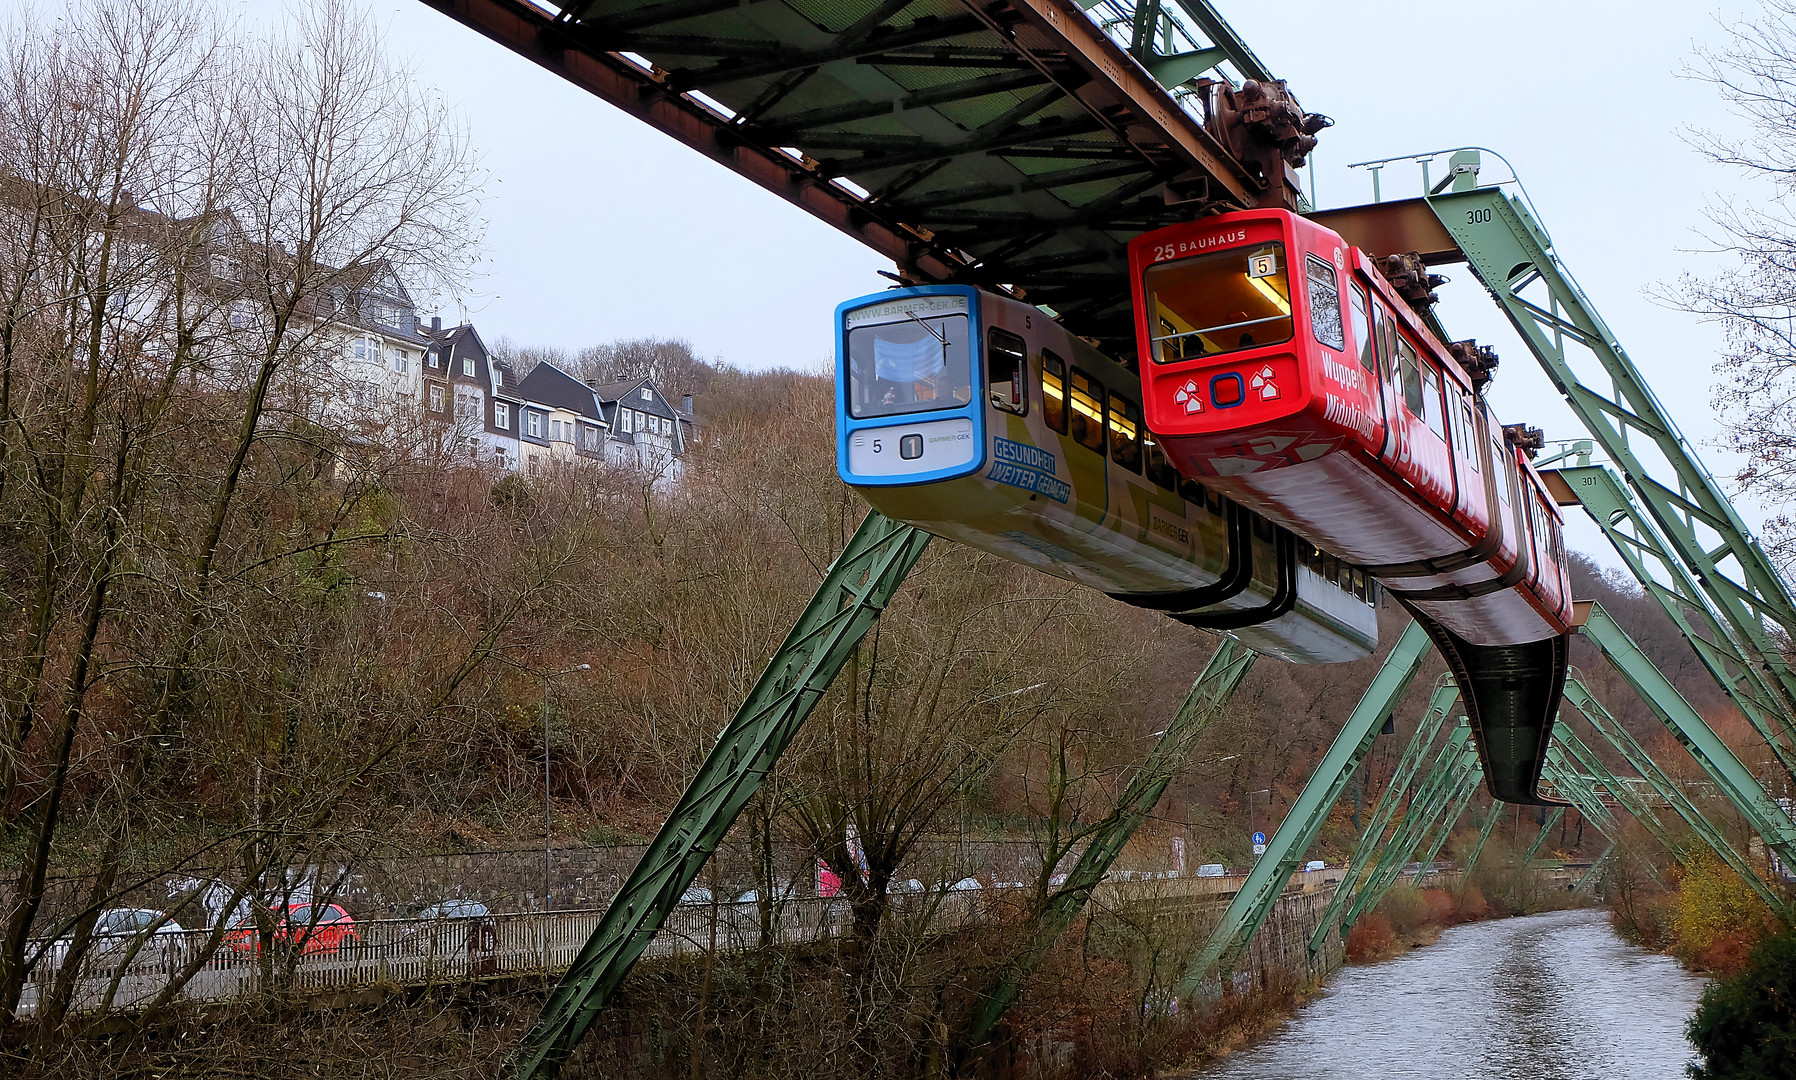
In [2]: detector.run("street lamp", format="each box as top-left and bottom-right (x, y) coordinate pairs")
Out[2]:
(542, 663), (590, 911)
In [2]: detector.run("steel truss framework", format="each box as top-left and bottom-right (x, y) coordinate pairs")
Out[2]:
(410, 0), (1796, 1068)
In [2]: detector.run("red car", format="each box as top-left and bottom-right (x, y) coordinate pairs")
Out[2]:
(224, 902), (358, 956)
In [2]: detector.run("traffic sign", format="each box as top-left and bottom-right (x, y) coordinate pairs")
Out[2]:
(1251, 831), (1266, 846)
(1252, 843), (1266, 856)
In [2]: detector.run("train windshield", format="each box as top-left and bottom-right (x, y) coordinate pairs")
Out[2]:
(845, 301), (972, 419)
(1142, 243), (1293, 363)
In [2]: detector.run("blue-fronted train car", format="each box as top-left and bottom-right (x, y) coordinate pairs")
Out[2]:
(834, 284), (1378, 665)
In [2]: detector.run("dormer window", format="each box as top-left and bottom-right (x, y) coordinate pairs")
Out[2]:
(462, 355), (475, 377)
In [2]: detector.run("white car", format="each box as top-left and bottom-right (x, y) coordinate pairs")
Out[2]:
(1304, 860), (1326, 872)
(37, 908), (184, 974)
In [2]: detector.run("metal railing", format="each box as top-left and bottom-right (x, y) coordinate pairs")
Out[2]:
(18, 869), (1343, 1021)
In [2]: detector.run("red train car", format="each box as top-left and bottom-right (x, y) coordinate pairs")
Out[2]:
(1126, 208), (1571, 649)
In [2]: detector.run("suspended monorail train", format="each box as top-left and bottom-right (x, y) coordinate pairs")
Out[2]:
(833, 284), (1378, 666)
(1126, 208), (1574, 803)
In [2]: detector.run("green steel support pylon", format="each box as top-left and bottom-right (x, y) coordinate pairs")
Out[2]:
(1461, 802), (1502, 878)
(1309, 681), (1459, 954)
(1578, 604), (1796, 886)
(1547, 464), (1796, 777)
(507, 510), (930, 1079)
(1553, 724), (1677, 855)
(1423, 175), (1796, 720)
(1575, 846), (1615, 893)
(1563, 678), (1780, 909)
(1341, 731), (1480, 933)
(1413, 764), (1482, 879)
(1520, 808), (1566, 866)
(1175, 622), (1432, 994)
(961, 636), (1256, 1051)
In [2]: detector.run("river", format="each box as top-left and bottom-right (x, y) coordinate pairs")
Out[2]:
(1195, 908), (1707, 1079)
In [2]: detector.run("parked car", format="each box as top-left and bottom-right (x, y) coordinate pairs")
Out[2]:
(224, 902), (357, 956)
(1304, 860), (1326, 872)
(37, 908), (184, 974)
(1195, 864), (1227, 878)
(411, 899), (497, 975)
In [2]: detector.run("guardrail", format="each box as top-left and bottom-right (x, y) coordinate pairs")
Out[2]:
(18, 869), (1347, 1020)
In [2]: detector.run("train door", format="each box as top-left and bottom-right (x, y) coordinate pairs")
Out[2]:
(1445, 388), (1489, 533)
(1345, 280), (1386, 453)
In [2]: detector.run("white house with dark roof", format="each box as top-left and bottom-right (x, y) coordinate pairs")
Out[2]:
(587, 377), (696, 480)
(513, 361), (610, 476)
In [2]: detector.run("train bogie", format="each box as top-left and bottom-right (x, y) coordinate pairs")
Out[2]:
(835, 285), (1379, 665)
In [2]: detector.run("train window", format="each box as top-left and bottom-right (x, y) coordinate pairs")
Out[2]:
(1305, 255), (1345, 351)
(1177, 477), (1206, 506)
(1108, 392), (1143, 472)
(1041, 350), (1067, 433)
(1351, 568), (1368, 602)
(1349, 285), (1373, 372)
(1252, 514), (1273, 541)
(1460, 401), (1479, 471)
(1419, 360), (1446, 438)
(1492, 437), (1512, 505)
(1141, 243), (1293, 362)
(1144, 433), (1179, 490)
(845, 310), (971, 419)
(1069, 369), (1106, 451)
(987, 329), (1028, 416)
(1397, 337), (1423, 414)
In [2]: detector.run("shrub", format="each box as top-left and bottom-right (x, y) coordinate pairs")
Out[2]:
(1378, 887), (1431, 938)
(1456, 886), (1489, 920)
(1687, 921), (1796, 1078)
(1672, 853), (1778, 974)
(1344, 914), (1393, 962)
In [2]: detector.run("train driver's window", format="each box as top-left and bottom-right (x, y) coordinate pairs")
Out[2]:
(1141, 243), (1293, 362)
(1041, 350), (1068, 433)
(1397, 337), (1424, 415)
(1419, 360), (1446, 438)
(845, 309), (971, 419)
(1348, 285), (1373, 372)
(1069, 369), (1106, 451)
(1109, 392), (1143, 472)
(987, 329), (1028, 416)
(1305, 255), (1345, 350)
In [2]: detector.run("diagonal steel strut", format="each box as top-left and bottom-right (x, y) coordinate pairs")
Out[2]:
(507, 510), (929, 1079)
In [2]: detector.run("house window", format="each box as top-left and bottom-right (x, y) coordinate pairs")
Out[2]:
(462, 355), (475, 377)
(393, 350), (407, 374)
(494, 402), (510, 429)
(468, 438), (478, 460)
(527, 412), (542, 438)
(428, 385), (445, 412)
(550, 419), (562, 442)
(426, 349), (439, 368)
(353, 337), (366, 360)
(619, 410), (632, 434)
(640, 387), (652, 400)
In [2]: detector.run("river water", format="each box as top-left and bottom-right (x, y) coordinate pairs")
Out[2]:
(1196, 909), (1707, 1079)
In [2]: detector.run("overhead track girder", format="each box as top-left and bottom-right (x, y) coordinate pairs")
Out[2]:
(1176, 621), (1433, 994)
(960, 637), (1255, 1053)
(416, 0), (1313, 353)
(506, 511), (929, 1079)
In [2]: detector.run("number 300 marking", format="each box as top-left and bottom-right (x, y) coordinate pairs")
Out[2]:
(1465, 208), (1492, 224)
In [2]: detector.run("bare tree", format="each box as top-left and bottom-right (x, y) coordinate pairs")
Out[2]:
(1670, 0), (1796, 567)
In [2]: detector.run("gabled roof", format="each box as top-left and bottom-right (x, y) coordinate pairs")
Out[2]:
(516, 361), (605, 423)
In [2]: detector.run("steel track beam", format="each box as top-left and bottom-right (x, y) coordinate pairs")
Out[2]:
(958, 637), (1254, 1052)
(1309, 680), (1460, 954)
(1574, 845), (1615, 893)
(1176, 621), (1433, 993)
(506, 511), (929, 1079)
